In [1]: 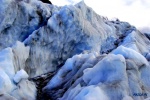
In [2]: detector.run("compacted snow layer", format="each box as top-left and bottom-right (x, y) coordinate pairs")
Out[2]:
(0, 0), (150, 100)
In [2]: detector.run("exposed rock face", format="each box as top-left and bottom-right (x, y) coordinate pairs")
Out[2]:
(0, 0), (150, 100)
(40, 0), (52, 4)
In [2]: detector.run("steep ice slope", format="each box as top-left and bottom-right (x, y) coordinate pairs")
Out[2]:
(40, 1), (150, 100)
(1, 0), (146, 78)
(24, 1), (138, 77)
(0, 0), (150, 100)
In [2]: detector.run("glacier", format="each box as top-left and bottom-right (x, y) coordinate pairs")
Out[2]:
(0, 41), (36, 100)
(0, 0), (150, 100)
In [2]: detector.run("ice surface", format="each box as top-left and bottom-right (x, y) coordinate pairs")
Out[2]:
(74, 86), (109, 100)
(44, 53), (96, 90)
(0, 93), (17, 100)
(45, 51), (150, 100)
(12, 41), (30, 72)
(1, 0), (150, 100)
(121, 31), (150, 55)
(83, 54), (126, 85)
(0, 41), (36, 100)
(24, 0), (137, 77)
(13, 69), (29, 83)
(0, 68), (13, 94)
(11, 79), (36, 100)
(0, 0), (51, 50)
(112, 45), (149, 66)
(0, 48), (15, 79)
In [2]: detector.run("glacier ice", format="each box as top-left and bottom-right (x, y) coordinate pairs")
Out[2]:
(0, 0), (150, 100)
(44, 51), (150, 100)
(0, 0), (51, 50)
(0, 93), (17, 100)
(13, 69), (29, 83)
(0, 68), (13, 94)
(0, 41), (36, 100)
(112, 45), (149, 66)
(73, 85), (109, 100)
(44, 53), (130, 100)
(11, 79), (36, 100)
(12, 41), (30, 72)
(24, 1), (137, 77)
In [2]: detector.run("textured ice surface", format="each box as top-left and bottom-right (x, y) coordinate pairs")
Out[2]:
(24, 1), (137, 77)
(44, 51), (150, 100)
(112, 45), (149, 66)
(0, 41), (36, 100)
(0, 0), (51, 50)
(1, 0), (150, 100)
(13, 69), (29, 83)
(11, 79), (36, 100)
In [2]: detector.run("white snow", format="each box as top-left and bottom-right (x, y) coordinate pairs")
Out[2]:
(13, 69), (29, 83)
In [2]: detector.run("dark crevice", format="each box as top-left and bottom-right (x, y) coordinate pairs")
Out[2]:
(30, 72), (55, 100)
(29, 63), (64, 100)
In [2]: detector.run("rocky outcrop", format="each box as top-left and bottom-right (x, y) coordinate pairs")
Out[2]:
(40, 0), (52, 4)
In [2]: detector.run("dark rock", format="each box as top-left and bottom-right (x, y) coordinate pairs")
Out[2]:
(40, 0), (52, 4)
